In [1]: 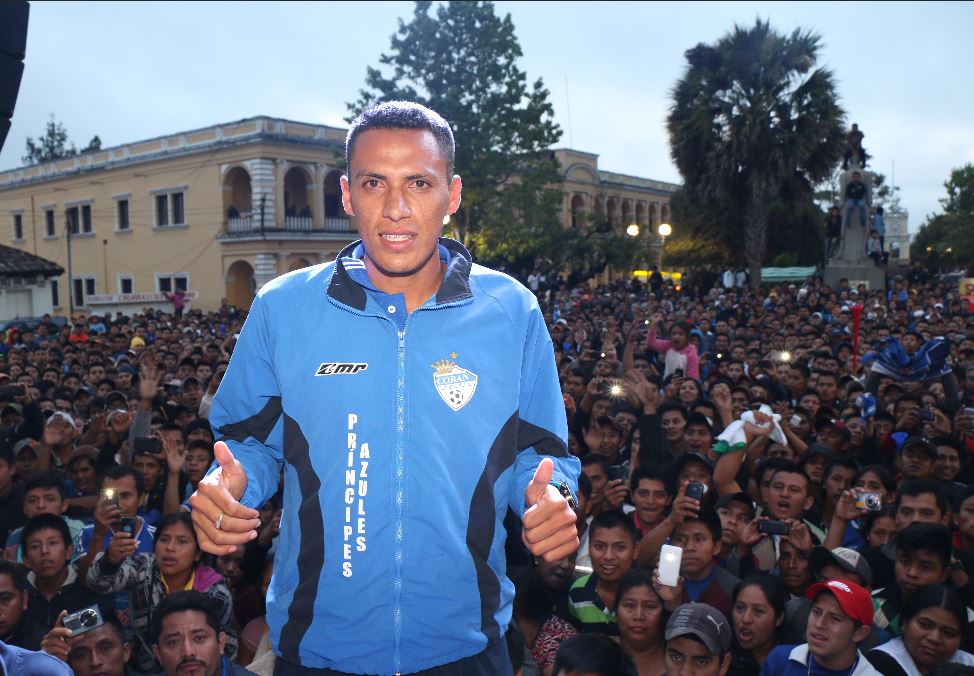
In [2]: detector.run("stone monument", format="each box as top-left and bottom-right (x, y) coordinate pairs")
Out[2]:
(824, 124), (886, 290)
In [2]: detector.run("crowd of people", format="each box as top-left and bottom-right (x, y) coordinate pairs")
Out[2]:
(2, 258), (974, 675)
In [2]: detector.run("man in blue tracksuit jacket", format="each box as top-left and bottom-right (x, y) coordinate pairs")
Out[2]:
(189, 101), (581, 675)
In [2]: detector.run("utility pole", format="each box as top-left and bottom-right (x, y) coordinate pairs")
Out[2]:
(65, 210), (74, 317)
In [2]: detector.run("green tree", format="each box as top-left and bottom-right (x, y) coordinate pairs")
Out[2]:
(668, 20), (845, 288)
(912, 163), (974, 269)
(23, 114), (101, 164)
(347, 1), (564, 267)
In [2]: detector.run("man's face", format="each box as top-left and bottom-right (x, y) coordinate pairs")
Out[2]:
(816, 377), (838, 404)
(672, 521), (716, 579)
(68, 623), (131, 676)
(24, 487), (64, 518)
(582, 463), (608, 501)
(661, 411), (686, 442)
(0, 574), (27, 637)
(534, 552), (577, 591)
(788, 368), (807, 394)
(632, 478), (671, 527)
(896, 493), (944, 530)
(806, 593), (863, 667)
(69, 458), (99, 495)
(0, 459), (15, 495)
(677, 461), (712, 490)
(725, 362), (743, 382)
(153, 609), (226, 676)
(597, 426), (623, 458)
(823, 466), (854, 504)
(23, 527), (71, 581)
(103, 475), (141, 519)
(956, 497), (974, 540)
(778, 540), (810, 595)
(900, 446), (935, 481)
(895, 549), (948, 599)
(340, 128), (461, 289)
(767, 471), (811, 520)
(716, 501), (750, 547)
(664, 636), (729, 676)
(730, 391), (749, 416)
(134, 454), (164, 490)
(684, 425), (713, 455)
(589, 526), (636, 584)
(563, 375), (585, 399)
(180, 384), (203, 408)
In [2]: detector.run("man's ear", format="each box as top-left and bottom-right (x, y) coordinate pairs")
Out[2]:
(218, 631), (227, 654)
(340, 175), (354, 216)
(719, 652), (732, 676)
(803, 495), (815, 511)
(447, 175), (462, 215)
(123, 641), (132, 663)
(852, 622), (870, 645)
(152, 645), (161, 664)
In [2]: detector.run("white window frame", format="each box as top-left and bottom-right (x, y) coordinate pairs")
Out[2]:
(117, 274), (134, 294)
(10, 210), (23, 242)
(150, 186), (188, 229)
(65, 199), (94, 236)
(155, 272), (189, 293)
(71, 275), (97, 308)
(113, 193), (131, 232)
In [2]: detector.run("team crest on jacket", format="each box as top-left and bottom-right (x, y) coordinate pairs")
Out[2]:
(432, 355), (478, 411)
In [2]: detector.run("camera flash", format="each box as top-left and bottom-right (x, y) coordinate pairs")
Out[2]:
(644, 319), (650, 325)
(666, 553), (675, 561)
(780, 351), (792, 362)
(609, 384), (623, 397)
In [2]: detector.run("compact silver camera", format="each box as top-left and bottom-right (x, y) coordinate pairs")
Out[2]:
(855, 492), (883, 512)
(63, 605), (103, 636)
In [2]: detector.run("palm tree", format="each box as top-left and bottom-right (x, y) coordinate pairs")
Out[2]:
(668, 20), (845, 289)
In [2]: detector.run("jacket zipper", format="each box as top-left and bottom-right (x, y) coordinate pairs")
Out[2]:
(393, 326), (406, 675)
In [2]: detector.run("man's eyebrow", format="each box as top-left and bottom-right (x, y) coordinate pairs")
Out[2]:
(353, 171), (387, 180)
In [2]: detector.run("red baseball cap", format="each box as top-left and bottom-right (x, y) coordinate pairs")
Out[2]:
(805, 579), (874, 626)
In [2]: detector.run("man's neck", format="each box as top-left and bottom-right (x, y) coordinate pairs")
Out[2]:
(594, 576), (619, 608)
(363, 254), (445, 314)
(810, 645), (858, 672)
(36, 568), (69, 599)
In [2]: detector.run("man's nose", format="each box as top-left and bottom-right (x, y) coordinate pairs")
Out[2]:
(383, 187), (411, 220)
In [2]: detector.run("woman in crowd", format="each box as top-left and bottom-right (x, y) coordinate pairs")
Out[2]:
(866, 584), (974, 675)
(614, 568), (666, 676)
(728, 575), (787, 676)
(87, 511), (236, 672)
(677, 377), (703, 409)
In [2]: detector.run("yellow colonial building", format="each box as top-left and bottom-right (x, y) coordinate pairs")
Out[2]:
(0, 117), (677, 315)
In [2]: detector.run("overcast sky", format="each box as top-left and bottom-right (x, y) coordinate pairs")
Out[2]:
(3, 1), (973, 234)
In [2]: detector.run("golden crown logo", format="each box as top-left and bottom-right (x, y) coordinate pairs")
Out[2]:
(431, 359), (455, 375)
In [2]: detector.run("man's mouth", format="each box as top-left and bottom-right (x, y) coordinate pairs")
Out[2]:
(381, 233), (414, 241)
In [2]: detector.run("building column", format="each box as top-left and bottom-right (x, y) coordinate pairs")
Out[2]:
(311, 164), (326, 230)
(274, 159), (287, 229)
(254, 253), (279, 291)
(248, 159), (277, 230)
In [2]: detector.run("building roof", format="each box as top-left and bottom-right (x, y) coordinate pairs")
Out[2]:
(0, 244), (64, 277)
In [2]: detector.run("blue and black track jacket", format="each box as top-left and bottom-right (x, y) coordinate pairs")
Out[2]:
(209, 238), (580, 674)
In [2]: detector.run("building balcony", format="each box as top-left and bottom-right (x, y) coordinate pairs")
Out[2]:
(221, 214), (355, 241)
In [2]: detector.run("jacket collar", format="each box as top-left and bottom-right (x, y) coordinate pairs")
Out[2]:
(788, 644), (873, 675)
(328, 237), (473, 311)
(27, 563), (78, 591)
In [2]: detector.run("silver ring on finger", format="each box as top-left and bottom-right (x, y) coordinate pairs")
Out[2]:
(214, 512), (225, 530)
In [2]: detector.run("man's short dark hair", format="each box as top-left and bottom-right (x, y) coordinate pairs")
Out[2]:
(769, 464), (812, 496)
(550, 633), (637, 676)
(580, 454), (610, 475)
(657, 401), (687, 421)
(24, 472), (66, 500)
(577, 472), (592, 501)
(823, 457), (858, 482)
(346, 101), (456, 177)
(897, 480), (949, 516)
(676, 510), (722, 544)
(0, 559), (27, 592)
(896, 522), (951, 569)
(151, 590), (222, 646)
(22, 513), (71, 549)
(590, 510), (638, 545)
(103, 465), (145, 496)
(629, 465), (673, 497)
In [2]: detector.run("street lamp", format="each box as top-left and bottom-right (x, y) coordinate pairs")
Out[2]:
(658, 222), (672, 268)
(626, 224), (639, 238)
